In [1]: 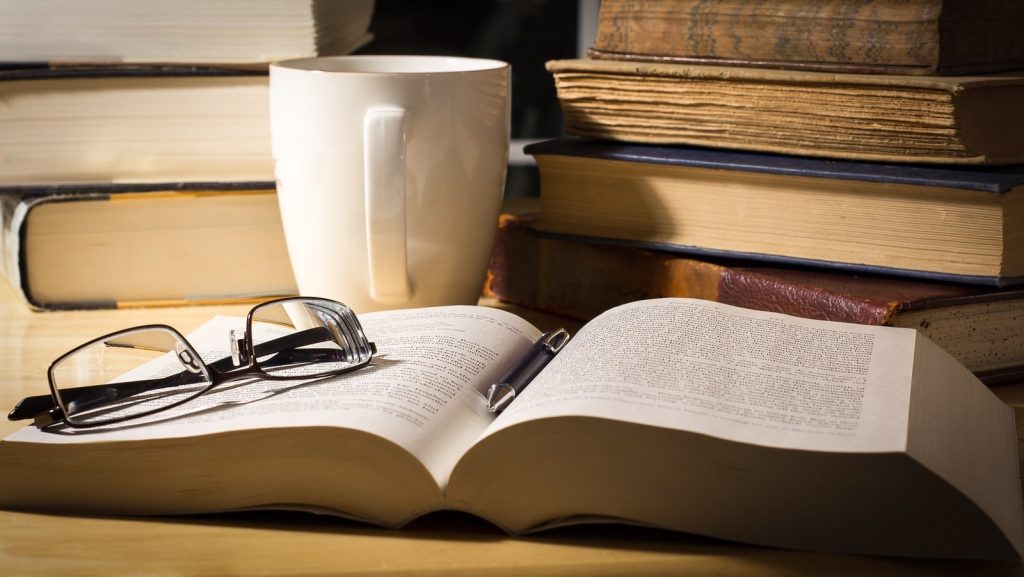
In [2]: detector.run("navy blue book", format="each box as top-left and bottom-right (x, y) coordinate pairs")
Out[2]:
(527, 138), (1024, 286)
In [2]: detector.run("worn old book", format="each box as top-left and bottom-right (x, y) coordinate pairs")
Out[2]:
(0, 182), (296, 310)
(0, 0), (374, 65)
(527, 138), (1024, 284)
(1, 301), (1021, 560)
(547, 59), (1024, 165)
(486, 212), (1024, 386)
(0, 66), (276, 185)
(589, 0), (1024, 75)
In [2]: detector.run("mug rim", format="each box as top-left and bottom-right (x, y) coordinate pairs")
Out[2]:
(271, 55), (509, 75)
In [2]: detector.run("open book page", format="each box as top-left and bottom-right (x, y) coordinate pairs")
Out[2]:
(7, 306), (540, 486)
(483, 298), (916, 453)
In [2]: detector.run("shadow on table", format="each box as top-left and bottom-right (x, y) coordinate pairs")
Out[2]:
(116, 509), (1023, 576)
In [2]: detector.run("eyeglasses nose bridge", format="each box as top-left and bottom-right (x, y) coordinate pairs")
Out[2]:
(175, 343), (204, 374)
(229, 329), (249, 367)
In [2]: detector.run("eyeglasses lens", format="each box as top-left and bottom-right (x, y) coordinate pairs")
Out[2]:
(249, 299), (374, 378)
(50, 327), (214, 427)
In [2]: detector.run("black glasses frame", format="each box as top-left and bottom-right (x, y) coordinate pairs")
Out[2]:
(7, 297), (376, 429)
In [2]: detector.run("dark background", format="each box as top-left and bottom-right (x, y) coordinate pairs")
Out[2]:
(354, 0), (586, 198)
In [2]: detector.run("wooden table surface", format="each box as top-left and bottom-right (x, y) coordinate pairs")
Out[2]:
(0, 280), (1021, 576)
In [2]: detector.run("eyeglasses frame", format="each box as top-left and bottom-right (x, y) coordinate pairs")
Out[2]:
(8, 297), (376, 429)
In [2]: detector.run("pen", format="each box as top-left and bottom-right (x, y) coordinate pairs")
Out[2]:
(486, 328), (570, 413)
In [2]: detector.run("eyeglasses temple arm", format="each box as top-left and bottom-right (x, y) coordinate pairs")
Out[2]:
(8, 395), (58, 422)
(7, 369), (204, 422)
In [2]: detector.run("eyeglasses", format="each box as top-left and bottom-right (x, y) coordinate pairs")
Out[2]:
(7, 297), (376, 429)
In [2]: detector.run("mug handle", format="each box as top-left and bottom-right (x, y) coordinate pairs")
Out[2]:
(363, 107), (412, 304)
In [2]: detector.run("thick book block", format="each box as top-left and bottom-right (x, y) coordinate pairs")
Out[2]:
(0, 66), (276, 185)
(486, 212), (1024, 386)
(547, 59), (1024, 165)
(0, 182), (297, 310)
(590, 0), (1024, 75)
(527, 138), (1024, 284)
(2, 302), (1022, 560)
(0, 0), (374, 65)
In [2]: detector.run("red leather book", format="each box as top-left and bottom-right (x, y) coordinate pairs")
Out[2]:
(486, 212), (1024, 385)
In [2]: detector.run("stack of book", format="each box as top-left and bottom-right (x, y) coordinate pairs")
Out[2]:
(0, 0), (375, 310)
(486, 0), (1024, 386)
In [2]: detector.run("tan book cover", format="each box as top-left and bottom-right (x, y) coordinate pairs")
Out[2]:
(0, 182), (296, 310)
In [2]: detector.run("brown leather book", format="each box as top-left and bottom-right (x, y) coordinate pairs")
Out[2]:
(590, 0), (1024, 75)
(486, 212), (1024, 385)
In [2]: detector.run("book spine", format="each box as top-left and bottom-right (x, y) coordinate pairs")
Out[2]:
(715, 268), (895, 326)
(590, 0), (976, 74)
(485, 213), (897, 326)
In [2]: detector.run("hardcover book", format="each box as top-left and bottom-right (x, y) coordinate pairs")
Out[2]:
(589, 0), (1024, 75)
(0, 0), (374, 65)
(0, 66), (275, 185)
(0, 182), (296, 310)
(547, 59), (1024, 165)
(486, 211), (1024, 386)
(1, 301), (1021, 561)
(527, 138), (1024, 285)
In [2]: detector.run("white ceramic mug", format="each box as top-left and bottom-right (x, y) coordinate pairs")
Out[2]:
(269, 55), (510, 312)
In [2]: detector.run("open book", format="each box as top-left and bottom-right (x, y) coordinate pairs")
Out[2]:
(0, 299), (1021, 560)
